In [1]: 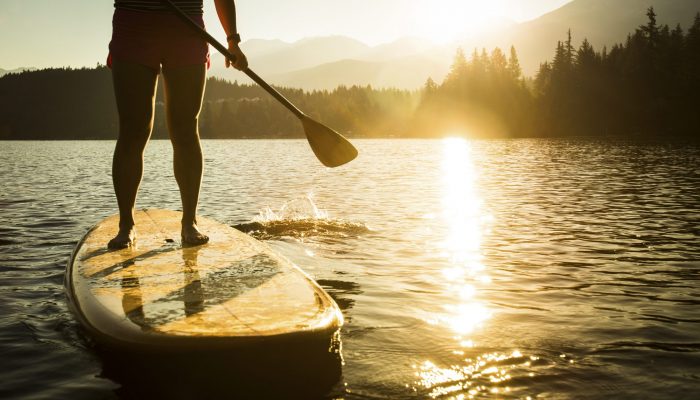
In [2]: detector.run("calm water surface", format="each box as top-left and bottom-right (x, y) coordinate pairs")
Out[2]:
(1, 139), (699, 399)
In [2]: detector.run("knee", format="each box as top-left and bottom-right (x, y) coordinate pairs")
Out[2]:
(168, 116), (200, 147)
(118, 117), (153, 147)
(117, 131), (151, 154)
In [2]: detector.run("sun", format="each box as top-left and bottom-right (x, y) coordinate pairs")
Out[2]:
(412, 0), (506, 44)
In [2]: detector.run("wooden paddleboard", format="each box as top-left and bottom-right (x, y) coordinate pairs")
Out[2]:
(66, 209), (343, 352)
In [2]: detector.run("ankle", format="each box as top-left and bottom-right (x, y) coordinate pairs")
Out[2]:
(181, 218), (197, 228)
(119, 222), (135, 231)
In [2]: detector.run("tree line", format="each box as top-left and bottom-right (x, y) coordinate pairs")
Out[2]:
(413, 7), (699, 138)
(0, 8), (697, 140)
(532, 7), (700, 137)
(0, 66), (417, 140)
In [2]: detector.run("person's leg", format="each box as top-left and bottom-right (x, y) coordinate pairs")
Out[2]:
(161, 63), (209, 245)
(109, 60), (159, 249)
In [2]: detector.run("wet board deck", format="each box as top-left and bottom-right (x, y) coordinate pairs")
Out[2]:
(66, 209), (342, 351)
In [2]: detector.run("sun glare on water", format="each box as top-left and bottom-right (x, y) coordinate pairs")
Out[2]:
(412, 0), (507, 43)
(438, 138), (492, 335)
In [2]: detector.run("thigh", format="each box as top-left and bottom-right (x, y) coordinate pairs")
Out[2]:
(111, 60), (159, 140)
(161, 64), (206, 138)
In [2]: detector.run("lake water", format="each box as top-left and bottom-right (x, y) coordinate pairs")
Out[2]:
(1, 139), (699, 399)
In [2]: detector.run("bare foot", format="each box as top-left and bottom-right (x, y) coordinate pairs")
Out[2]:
(108, 226), (136, 250)
(181, 222), (209, 246)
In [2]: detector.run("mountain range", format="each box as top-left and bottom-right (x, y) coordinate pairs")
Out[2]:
(479, 0), (700, 76)
(208, 0), (700, 90)
(3, 0), (699, 90)
(208, 36), (449, 90)
(0, 67), (35, 78)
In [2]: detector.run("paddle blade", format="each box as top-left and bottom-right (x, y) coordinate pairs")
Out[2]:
(301, 116), (358, 168)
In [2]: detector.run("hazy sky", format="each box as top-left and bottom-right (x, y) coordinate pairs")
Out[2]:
(0, 0), (572, 69)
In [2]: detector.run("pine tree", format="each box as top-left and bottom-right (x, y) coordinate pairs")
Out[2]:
(424, 77), (438, 94)
(687, 13), (700, 58)
(480, 48), (490, 70)
(446, 48), (468, 84)
(491, 47), (508, 74)
(641, 7), (659, 47)
(470, 48), (485, 75)
(534, 61), (552, 95)
(576, 39), (597, 69)
(551, 41), (567, 72)
(507, 46), (522, 80)
(565, 29), (575, 65)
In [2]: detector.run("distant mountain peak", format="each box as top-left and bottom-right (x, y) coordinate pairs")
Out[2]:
(213, 0), (700, 89)
(296, 35), (367, 45)
(0, 67), (37, 77)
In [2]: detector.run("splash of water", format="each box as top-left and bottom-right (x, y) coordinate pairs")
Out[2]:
(254, 195), (329, 222)
(234, 195), (370, 240)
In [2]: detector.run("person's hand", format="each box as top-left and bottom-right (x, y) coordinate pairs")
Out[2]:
(226, 42), (248, 70)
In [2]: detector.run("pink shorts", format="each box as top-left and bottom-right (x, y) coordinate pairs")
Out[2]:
(108, 9), (210, 71)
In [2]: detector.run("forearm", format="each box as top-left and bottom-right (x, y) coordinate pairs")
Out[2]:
(213, 0), (238, 37)
(214, 0), (247, 69)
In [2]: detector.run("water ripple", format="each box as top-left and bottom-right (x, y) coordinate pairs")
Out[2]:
(1, 139), (699, 399)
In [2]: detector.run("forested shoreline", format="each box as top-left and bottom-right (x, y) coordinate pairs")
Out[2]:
(1, 9), (698, 140)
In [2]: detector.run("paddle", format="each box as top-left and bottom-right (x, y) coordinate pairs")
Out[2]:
(161, 0), (358, 168)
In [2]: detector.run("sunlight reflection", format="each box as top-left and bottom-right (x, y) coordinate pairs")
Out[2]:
(441, 138), (484, 272)
(413, 138), (508, 397)
(438, 137), (491, 335)
(408, 139), (545, 397)
(413, 350), (528, 399)
(443, 303), (491, 335)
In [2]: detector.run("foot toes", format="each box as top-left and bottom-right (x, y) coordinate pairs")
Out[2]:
(182, 233), (209, 246)
(108, 237), (133, 250)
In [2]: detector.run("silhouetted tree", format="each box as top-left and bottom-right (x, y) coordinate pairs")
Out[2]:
(508, 46), (522, 81)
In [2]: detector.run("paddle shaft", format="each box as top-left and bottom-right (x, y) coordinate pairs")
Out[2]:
(162, 0), (305, 119)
